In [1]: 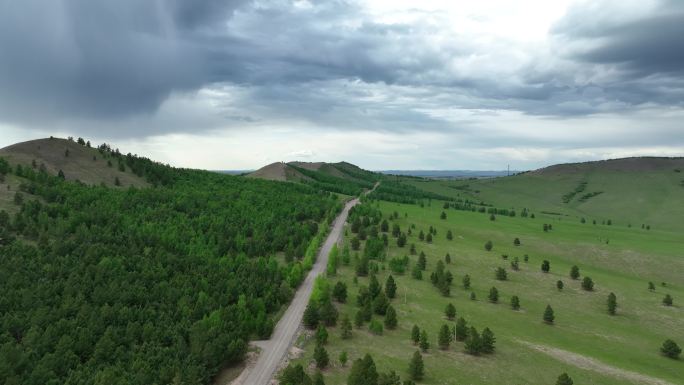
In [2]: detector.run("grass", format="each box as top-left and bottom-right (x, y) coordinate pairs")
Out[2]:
(291, 193), (684, 384)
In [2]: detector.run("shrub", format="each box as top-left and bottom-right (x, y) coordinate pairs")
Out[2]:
(660, 339), (681, 359)
(462, 274), (471, 290)
(541, 260), (550, 273)
(543, 305), (555, 324)
(663, 294), (673, 306)
(411, 325), (420, 345)
(484, 240), (493, 251)
(488, 287), (499, 303)
(581, 276), (594, 291)
(511, 295), (520, 310)
(570, 265), (580, 280)
(556, 373), (574, 385)
(369, 319), (384, 335)
(513, 237), (521, 246)
(607, 293), (617, 315)
(556, 280), (564, 291)
(445, 303), (456, 320)
(495, 267), (507, 281)
(314, 343), (329, 369)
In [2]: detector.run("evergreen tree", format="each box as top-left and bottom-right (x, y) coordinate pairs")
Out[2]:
(418, 252), (427, 270)
(314, 343), (329, 369)
(440, 211), (447, 220)
(385, 275), (397, 299)
(648, 281), (655, 291)
(581, 276), (594, 291)
(313, 372), (325, 385)
(373, 291), (389, 315)
(470, 292), (476, 301)
(281, 364), (310, 385)
(556, 280), (564, 291)
(333, 281), (348, 303)
(484, 240), (493, 251)
(426, 233), (433, 243)
(462, 274), (471, 290)
(607, 292), (617, 315)
(438, 324), (451, 350)
(408, 351), (424, 381)
(381, 219), (389, 232)
(495, 267), (507, 281)
(319, 298), (338, 326)
(316, 324), (328, 345)
(362, 301), (373, 322)
(445, 253), (451, 263)
(351, 236), (360, 251)
(570, 265), (580, 280)
(488, 287), (499, 303)
(348, 354), (378, 385)
(446, 230), (453, 240)
(514, 237), (521, 246)
(445, 303), (456, 320)
(510, 295), (520, 310)
(490, 213), (496, 221)
(369, 274), (381, 299)
(340, 315), (353, 339)
(663, 294), (673, 306)
(411, 264), (422, 280)
(455, 317), (468, 341)
(411, 324), (420, 345)
(384, 305), (398, 329)
(464, 326), (482, 355)
(556, 373), (574, 385)
(481, 327), (496, 354)
(303, 301), (319, 329)
(419, 330), (430, 352)
(369, 319), (384, 335)
(339, 351), (348, 366)
(660, 339), (681, 359)
(541, 260), (550, 273)
(58, 169), (66, 179)
(419, 230), (425, 241)
(354, 310), (365, 328)
(543, 305), (555, 324)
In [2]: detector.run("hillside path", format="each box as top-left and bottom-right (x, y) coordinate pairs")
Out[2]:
(239, 196), (362, 385)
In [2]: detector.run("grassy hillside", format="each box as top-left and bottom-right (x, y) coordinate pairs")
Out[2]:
(0, 137), (149, 188)
(405, 157), (684, 231)
(292, 196), (683, 385)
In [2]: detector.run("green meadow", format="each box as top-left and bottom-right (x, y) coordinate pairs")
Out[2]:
(291, 190), (684, 384)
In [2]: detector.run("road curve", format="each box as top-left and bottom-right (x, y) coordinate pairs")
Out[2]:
(242, 197), (360, 385)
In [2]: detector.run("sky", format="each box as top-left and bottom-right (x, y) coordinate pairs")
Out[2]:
(1, 0), (683, 171)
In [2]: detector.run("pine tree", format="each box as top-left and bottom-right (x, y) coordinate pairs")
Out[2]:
(362, 301), (373, 322)
(319, 298), (338, 326)
(411, 264), (422, 280)
(316, 324), (328, 345)
(495, 267), (507, 281)
(445, 253), (451, 263)
(314, 343), (329, 369)
(411, 325), (420, 345)
(570, 265), (580, 280)
(541, 260), (550, 273)
(373, 291), (389, 315)
(484, 240), (493, 251)
(303, 301), (319, 329)
(369, 319), (383, 335)
(663, 294), (673, 306)
(581, 276), (594, 291)
(58, 169), (65, 179)
(384, 305), (398, 329)
(426, 233), (433, 243)
(464, 326), (482, 355)
(488, 287), (499, 303)
(481, 327), (496, 354)
(446, 230), (453, 240)
(470, 292), (476, 301)
(543, 304), (555, 324)
(445, 303), (456, 320)
(514, 237), (521, 246)
(354, 310), (365, 328)
(385, 275), (397, 299)
(648, 281), (655, 291)
(348, 354), (378, 385)
(660, 339), (681, 359)
(455, 317), (468, 341)
(440, 211), (447, 220)
(333, 281), (348, 303)
(556, 280), (564, 291)
(408, 351), (424, 381)
(510, 295), (520, 310)
(419, 330), (430, 352)
(340, 315), (353, 339)
(556, 373), (574, 385)
(418, 252), (427, 270)
(462, 274), (471, 290)
(339, 351), (348, 366)
(369, 274), (381, 299)
(313, 371), (325, 385)
(607, 292), (617, 315)
(438, 324), (451, 350)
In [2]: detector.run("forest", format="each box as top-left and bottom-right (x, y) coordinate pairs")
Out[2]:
(0, 150), (341, 385)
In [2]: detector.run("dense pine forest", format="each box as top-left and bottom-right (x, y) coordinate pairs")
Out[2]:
(0, 146), (341, 385)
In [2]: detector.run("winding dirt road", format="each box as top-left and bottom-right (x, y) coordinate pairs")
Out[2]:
(240, 196), (361, 385)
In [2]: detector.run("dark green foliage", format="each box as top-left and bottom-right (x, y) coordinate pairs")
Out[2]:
(541, 260), (550, 273)
(445, 253), (451, 263)
(354, 310), (365, 328)
(660, 339), (681, 359)
(348, 354), (379, 385)
(384, 305), (398, 329)
(362, 301), (373, 322)
(411, 325), (420, 345)
(369, 274), (381, 298)
(556, 373), (574, 385)
(418, 252), (427, 270)
(397, 233), (407, 247)
(304, 301), (320, 329)
(281, 364), (311, 385)
(319, 297), (338, 326)
(446, 229), (453, 240)
(648, 281), (655, 291)
(313, 371), (325, 385)
(557, 280), (564, 290)
(378, 370), (401, 385)
(495, 267), (507, 281)
(440, 211), (447, 219)
(373, 291), (390, 315)
(426, 232), (433, 243)
(511, 295), (520, 310)
(411, 264), (422, 280)
(455, 317), (468, 341)
(381, 219), (389, 232)
(339, 351), (348, 366)
(316, 325), (329, 345)
(470, 292), (476, 301)
(419, 230), (425, 241)
(463, 274), (471, 289)
(544, 305), (555, 324)
(513, 237), (520, 246)
(488, 287), (499, 303)
(389, 255), (409, 274)
(581, 276), (594, 291)
(356, 255), (370, 276)
(663, 294), (673, 306)
(484, 240), (493, 251)
(481, 327), (496, 354)
(419, 330), (430, 352)
(438, 324), (451, 349)
(351, 236), (361, 250)
(445, 303), (456, 320)
(369, 319), (384, 335)
(490, 213), (496, 221)
(333, 281), (348, 303)
(464, 327), (482, 355)
(341, 315), (353, 339)
(570, 265), (580, 280)
(314, 343), (329, 369)
(408, 351), (424, 380)
(607, 292), (617, 315)
(510, 257), (519, 271)
(385, 275), (397, 298)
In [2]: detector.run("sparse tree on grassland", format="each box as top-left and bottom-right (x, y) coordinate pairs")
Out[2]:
(557, 280), (564, 291)
(663, 294), (673, 306)
(484, 240), (493, 251)
(462, 274), (471, 290)
(581, 276), (594, 291)
(570, 265), (580, 280)
(408, 351), (424, 381)
(556, 373), (574, 385)
(541, 260), (550, 273)
(341, 315), (353, 339)
(438, 324), (451, 350)
(385, 275), (397, 299)
(607, 292), (617, 315)
(419, 330), (430, 352)
(543, 305), (555, 324)
(445, 303), (456, 320)
(660, 339), (681, 359)
(481, 327), (496, 354)
(488, 287), (499, 303)
(464, 327), (482, 355)
(384, 305), (398, 329)
(511, 295), (520, 310)
(411, 325), (420, 345)
(455, 317), (468, 341)
(314, 343), (329, 369)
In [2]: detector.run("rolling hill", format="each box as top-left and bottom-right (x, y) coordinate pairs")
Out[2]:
(406, 157), (684, 231)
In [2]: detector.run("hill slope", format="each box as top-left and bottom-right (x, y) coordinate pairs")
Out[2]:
(0, 137), (148, 188)
(408, 157), (684, 231)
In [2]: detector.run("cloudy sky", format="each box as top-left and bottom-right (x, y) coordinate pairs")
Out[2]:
(1, 0), (683, 170)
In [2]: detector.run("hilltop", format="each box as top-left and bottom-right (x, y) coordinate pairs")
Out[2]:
(408, 157), (684, 231)
(0, 137), (148, 188)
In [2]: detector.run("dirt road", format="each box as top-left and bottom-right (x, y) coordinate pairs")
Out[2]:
(241, 197), (360, 385)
